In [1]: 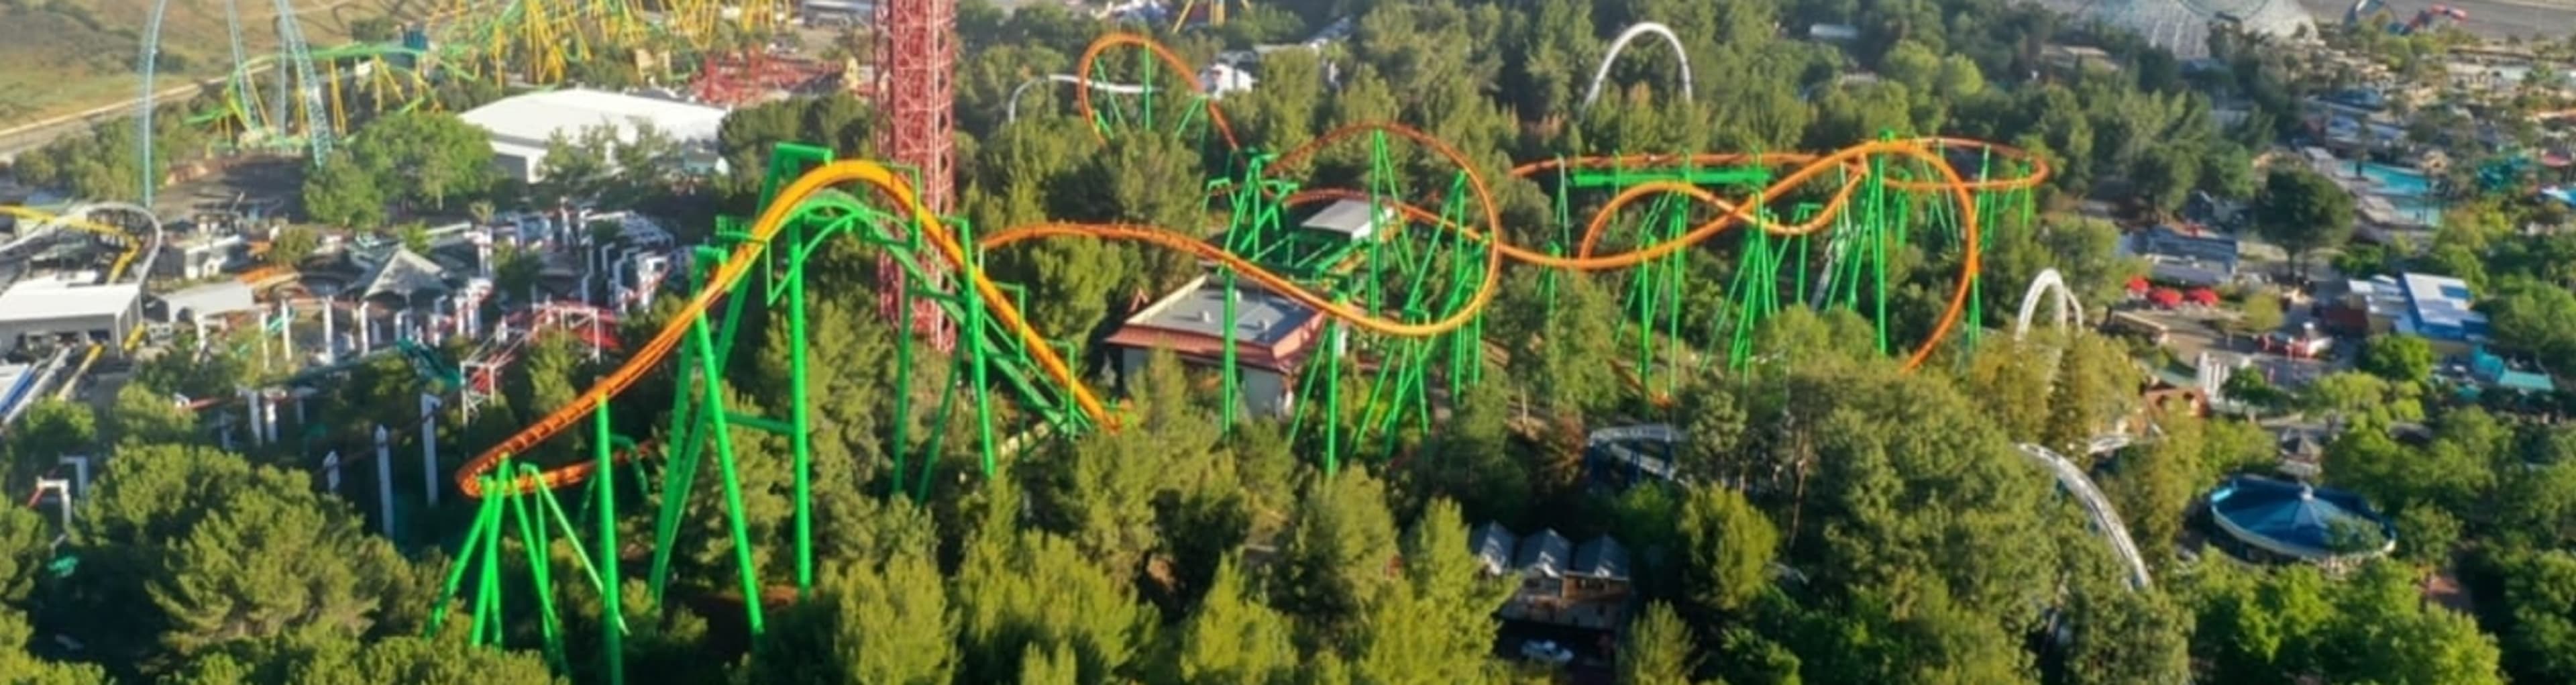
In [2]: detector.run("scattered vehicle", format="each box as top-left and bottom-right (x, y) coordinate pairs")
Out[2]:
(1518, 639), (1575, 666)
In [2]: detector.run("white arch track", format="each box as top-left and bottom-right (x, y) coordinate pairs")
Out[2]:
(1587, 424), (2152, 590)
(2017, 442), (2153, 588)
(2013, 268), (2083, 340)
(1007, 74), (1153, 123)
(1582, 22), (1695, 107)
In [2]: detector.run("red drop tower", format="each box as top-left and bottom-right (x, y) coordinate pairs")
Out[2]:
(874, 0), (959, 351)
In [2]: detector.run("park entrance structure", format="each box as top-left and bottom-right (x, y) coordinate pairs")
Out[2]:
(423, 32), (2050, 684)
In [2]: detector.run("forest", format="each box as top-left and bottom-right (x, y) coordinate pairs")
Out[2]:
(4, 0), (2576, 683)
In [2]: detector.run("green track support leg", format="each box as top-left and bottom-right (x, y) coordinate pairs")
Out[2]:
(688, 299), (765, 635)
(786, 210), (814, 596)
(594, 398), (625, 685)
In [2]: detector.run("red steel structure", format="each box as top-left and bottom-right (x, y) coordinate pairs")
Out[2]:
(690, 48), (845, 108)
(873, 0), (959, 351)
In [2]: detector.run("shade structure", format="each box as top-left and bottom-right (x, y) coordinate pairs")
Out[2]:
(2208, 476), (2396, 562)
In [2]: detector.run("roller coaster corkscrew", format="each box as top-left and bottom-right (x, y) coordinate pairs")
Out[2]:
(423, 32), (2051, 681)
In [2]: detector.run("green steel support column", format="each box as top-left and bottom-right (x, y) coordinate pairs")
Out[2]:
(1870, 136), (1891, 355)
(594, 397), (625, 685)
(477, 468), (505, 645)
(506, 471), (566, 671)
(960, 217), (998, 478)
(915, 364), (961, 501)
(425, 486), (495, 638)
(687, 298), (765, 635)
(888, 248), (916, 496)
(648, 244), (740, 604)
(786, 208), (813, 594)
(1662, 201), (1685, 394)
(1366, 132), (1392, 310)
(1222, 268), (1238, 425)
(1324, 319), (1343, 476)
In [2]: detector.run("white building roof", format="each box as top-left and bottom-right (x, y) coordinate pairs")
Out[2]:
(458, 89), (730, 154)
(158, 281), (257, 320)
(1299, 200), (1386, 241)
(2349, 276), (2411, 319)
(1199, 64), (1257, 97)
(2401, 272), (2485, 332)
(1122, 276), (1317, 347)
(0, 277), (140, 325)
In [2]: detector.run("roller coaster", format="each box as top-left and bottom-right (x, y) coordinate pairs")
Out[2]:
(402, 31), (2092, 678)
(129, 0), (756, 206)
(0, 203), (160, 432)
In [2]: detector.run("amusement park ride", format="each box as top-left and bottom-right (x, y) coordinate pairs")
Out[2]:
(71, 0), (2161, 674)
(127, 0), (831, 206)
(384, 28), (2115, 680)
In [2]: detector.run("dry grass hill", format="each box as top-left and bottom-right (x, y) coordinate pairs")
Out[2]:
(0, 0), (423, 124)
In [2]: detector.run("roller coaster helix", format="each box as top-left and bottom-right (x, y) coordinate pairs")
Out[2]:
(421, 32), (2048, 682)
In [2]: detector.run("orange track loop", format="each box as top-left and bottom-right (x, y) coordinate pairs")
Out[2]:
(1071, 32), (1242, 150)
(1230, 140), (2002, 370)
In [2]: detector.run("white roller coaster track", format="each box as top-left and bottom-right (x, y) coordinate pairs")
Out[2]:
(1582, 22), (1695, 107)
(2018, 442), (2153, 588)
(2014, 268), (2084, 340)
(1585, 418), (2153, 588)
(1006, 74), (1152, 123)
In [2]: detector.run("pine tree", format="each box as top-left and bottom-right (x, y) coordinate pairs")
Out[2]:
(1617, 602), (1698, 685)
(1172, 559), (1296, 684)
(1351, 499), (1509, 685)
(839, 553), (957, 684)
(1019, 642), (1083, 685)
(1678, 485), (1778, 614)
(956, 524), (1155, 683)
(1274, 469), (1399, 639)
(168, 633), (559, 684)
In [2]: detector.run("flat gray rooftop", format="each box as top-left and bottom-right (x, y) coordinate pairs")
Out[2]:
(1128, 278), (1318, 347)
(1299, 200), (1385, 240)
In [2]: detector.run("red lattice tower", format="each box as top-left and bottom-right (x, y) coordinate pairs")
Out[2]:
(873, 0), (958, 352)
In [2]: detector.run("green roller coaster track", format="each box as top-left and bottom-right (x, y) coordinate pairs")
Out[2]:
(409, 31), (2044, 680)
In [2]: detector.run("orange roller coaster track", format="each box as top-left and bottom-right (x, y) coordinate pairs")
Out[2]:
(453, 31), (2051, 502)
(424, 34), (2050, 678)
(454, 126), (2045, 498)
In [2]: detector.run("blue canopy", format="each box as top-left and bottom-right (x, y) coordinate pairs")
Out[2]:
(2208, 476), (2396, 561)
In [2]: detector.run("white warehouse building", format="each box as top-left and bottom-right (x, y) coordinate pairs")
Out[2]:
(0, 274), (142, 357)
(458, 89), (733, 184)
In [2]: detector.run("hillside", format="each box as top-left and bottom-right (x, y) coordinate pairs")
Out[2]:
(0, 0), (422, 124)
